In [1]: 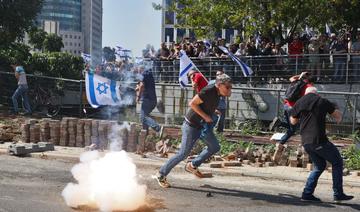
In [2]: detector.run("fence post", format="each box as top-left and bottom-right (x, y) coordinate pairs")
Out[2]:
(346, 53), (349, 84)
(79, 80), (83, 118)
(353, 94), (358, 134)
(209, 58), (212, 79)
(276, 89), (281, 118)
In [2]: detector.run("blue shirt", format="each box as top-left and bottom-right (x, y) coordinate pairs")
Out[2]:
(141, 70), (156, 101)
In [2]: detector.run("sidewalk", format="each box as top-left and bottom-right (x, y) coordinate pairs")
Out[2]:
(0, 143), (359, 188)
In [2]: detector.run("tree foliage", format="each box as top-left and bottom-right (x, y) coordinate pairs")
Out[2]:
(28, 27), (48, 50)
(156, 0), (360, 42)
(102, 46), (116, 62)
(43, 33), (64, 52)
(0, 0), (44, 47)
(29, 52), (84, 79)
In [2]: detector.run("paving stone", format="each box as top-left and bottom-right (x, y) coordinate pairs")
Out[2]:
(222, 161), (242, 167)
(265, 162), (275, 167)
(210, 163), (223, 168)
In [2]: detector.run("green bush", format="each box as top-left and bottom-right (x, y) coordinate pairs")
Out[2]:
(342, 145), (360, 170)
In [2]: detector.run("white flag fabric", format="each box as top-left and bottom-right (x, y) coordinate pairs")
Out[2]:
(85, 72), (122, 108)
(326, 23), (331, 36)
(81, 53), (91, 63)
(179, 50), (198, 88)
(218, 46), (253, 77)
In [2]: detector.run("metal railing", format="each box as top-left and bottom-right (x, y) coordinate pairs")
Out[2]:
(145, 53), (360, 84)
(141, 83), (359, 136)
(1, 69), (359, 136)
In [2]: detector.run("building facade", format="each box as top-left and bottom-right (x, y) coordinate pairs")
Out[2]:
(82, 0), (103, 66)
(35, 0), (102, 66)
(161, 0), (237, 44)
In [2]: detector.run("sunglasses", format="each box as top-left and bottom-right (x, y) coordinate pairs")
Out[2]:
(220, 84), (232, 90)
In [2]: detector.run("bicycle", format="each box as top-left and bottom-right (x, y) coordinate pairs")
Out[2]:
(24, 84), (62, 117)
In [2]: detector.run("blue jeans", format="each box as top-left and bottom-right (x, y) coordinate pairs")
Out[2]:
(216, 109), (226, 133)
(159, 120), (220, 176)
(333, 58), (346, 81)
(303, 141), (344, 197)
(280, 104), (297, 144)
(12, 84), (31, 113)
(140, 98), (160, 132)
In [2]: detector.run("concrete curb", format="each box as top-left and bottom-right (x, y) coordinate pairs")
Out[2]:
(1, 147), (359, 188)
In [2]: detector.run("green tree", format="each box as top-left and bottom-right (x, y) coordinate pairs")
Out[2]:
(28, 27), (48, 51)
(29, 52), (84, 79)
(0, 0), (43, 47)
(155, 0), (358, 43)
(102, 46), (116, 62)
(0, 43), (31, 69)
(43, 33), (64, 52)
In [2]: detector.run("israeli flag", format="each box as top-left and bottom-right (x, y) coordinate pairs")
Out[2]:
(179, 50), (198, 88)
(305, 25), (312, 37)
(325, 23), (331, 36)
(218, 46), (253, 77)
(81, 53), (91, 63)
(85, 72), (121, 108)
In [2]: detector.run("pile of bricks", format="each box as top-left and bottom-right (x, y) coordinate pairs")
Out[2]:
(49, 120), (60, 145)
(17, 117), (142, 152)
(208, 143), (312, 169)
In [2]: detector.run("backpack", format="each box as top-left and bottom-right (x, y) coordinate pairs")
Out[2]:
(285, 80), (307, 102)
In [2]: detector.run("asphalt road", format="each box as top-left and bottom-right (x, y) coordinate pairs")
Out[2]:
(0, 154), (359, 212)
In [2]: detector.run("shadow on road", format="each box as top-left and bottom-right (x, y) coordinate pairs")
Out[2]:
(171, 184), (360, 210)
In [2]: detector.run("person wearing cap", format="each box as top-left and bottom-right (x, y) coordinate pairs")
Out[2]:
(155, 74), (233, 188)
(10, 62), (32, 116)
(290, 87), (354, 203)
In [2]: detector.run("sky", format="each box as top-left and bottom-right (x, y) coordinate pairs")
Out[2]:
(102, 0), (162, 57)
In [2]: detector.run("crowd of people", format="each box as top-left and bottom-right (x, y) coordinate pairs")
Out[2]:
(143, 31), (360, 82)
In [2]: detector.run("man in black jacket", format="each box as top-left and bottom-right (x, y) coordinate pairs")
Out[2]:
(290, 87), (354, 203)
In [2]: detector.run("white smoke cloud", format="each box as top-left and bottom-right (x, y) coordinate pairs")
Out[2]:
(62, 123), (146, 211)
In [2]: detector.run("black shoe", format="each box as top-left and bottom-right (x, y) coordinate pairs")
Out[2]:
(334, 194), (354, 203)
(301, 194), (322, 202)
(269, 117), (281, 131)
(24, 112), (32, 116)
(9, 111), (18, 115)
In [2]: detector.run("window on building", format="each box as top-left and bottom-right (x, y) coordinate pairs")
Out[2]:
(70, 42), (72, 46)
(177, 28), (186, 43)
(69, 35), (72, 38)
(65, 34), (68, 38)
(165, 28), (174, 43)
(165, 11), (174, 25)
(74, 35), (77, 39)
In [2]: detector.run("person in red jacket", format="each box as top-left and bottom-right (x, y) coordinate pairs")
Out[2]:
(270, 72), (314, 144)
(288, 34), (304, 71)
(188, 70), (208, 93)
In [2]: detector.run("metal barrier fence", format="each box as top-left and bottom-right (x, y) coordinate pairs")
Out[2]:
(142, 83), (360, 136)
(1, 71), (359, 136)
(0, 71), (83, 117)
(146, 53), (360, 84)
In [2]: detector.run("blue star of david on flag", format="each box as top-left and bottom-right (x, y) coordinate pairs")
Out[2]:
(85, 73), (122, 108)
(96, 82), (108, 95)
